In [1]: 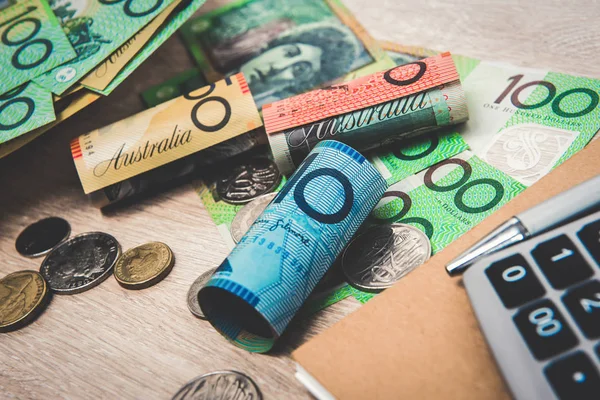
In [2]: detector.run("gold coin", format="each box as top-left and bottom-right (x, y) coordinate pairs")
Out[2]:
(0, 270), (49, 332)
(114, 242), (174, 289)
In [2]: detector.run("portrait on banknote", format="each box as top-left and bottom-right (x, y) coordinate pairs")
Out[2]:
(181, 0), (382, 107)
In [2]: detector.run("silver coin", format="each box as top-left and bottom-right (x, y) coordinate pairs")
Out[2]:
(187, 268), (216, 319)
(172, 370), (262, 400)
(216, 157), (281, 205)
(15, 217), (71, 258)
(342, 224), (431, 292)
(230, 192), (277, 243)
(40, 232), (121, 295)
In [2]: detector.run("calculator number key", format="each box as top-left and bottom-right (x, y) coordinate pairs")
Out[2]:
(544, 351), (600, 400)
(485, 254), (545, 308)
(578, 219), (600, 266)
(513, 299), (578, 360)
(531, 235), (593, 289)
(562, 280), (600, 339)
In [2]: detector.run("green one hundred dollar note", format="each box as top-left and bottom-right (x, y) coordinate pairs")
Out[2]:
(457, 58), (600, 186)
(91, 0), (206, 96)
(141, 69), (207, 108)
(350, 42), (600, 304)
(33, 0), (176, 95)
(382, 43), (600, 187)
(0, 82), (55, 144)
(0, 0), (76, 95)
(353, 150), (525, 303)
(371, 151), (525, 253)
(370, 131), (469, 185)
(180, 0), (389, 108)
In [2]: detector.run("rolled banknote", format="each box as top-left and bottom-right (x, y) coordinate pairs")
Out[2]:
(381, 43), (600, 187)
(263, 52), (468, 175)
(71, 74), (263, 202)
(198, 140), (387, 352)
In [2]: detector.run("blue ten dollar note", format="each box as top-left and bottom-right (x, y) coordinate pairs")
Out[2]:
(199, 140), (387, 352)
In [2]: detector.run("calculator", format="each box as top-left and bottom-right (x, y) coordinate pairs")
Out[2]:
(463, 209), (600, 400)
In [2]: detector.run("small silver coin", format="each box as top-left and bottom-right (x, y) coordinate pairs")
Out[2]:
(230, 192), (277, 243)
(216, 157), (281, 205)
(342, 224), (431, 292)
(187, 268), (216, 319)
(172, 370), (262, 400)
(40, 232), (121, 295)
(15, 217), (71, 258)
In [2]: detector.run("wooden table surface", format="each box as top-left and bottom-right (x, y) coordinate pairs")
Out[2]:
(1, 0), (599, 398)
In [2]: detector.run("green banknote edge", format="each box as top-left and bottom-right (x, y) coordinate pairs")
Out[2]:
(34, 0), (177, 95)
(0, 0), (77, 95)
(0, 82), (56, 144)
(86, 0), (207, 96)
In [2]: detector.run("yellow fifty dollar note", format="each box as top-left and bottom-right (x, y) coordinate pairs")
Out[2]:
(71, 73), (261, 194)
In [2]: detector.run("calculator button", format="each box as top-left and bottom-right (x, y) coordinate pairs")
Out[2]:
(562, 280), (600, 339)
(513, 299), (578, 360)
(531, 235), (593, 289)
(485, 254), (545, 308)
(544, 351), (600, 400)
(578, 220), (600, 266)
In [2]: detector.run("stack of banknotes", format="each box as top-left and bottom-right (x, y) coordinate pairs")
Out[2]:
(65, 0), (600, 351)
(0, 0), (207, 158)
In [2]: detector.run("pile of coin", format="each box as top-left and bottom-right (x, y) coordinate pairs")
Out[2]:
(0, 217), (175, 332)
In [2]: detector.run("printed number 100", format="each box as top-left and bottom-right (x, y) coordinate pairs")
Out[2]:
(494, 74), (599, 118)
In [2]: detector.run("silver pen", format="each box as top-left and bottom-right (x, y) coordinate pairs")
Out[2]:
(446, 173), (600, 276)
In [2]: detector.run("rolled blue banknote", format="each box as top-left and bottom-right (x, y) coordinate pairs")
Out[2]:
(199, 140), (387, 352)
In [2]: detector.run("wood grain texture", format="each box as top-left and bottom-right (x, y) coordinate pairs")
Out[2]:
(1, 0), (599, 398)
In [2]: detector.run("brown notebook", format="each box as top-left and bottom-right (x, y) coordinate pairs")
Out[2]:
(293, 139), (600, 399)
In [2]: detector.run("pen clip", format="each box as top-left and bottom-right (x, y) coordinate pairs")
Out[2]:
(446, 217), (529, 276)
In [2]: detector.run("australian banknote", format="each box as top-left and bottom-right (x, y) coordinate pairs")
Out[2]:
(33, 0), (177, 95)
(180, 0), (391, 108)
(199, 141), (386, 352)
(0, 0), (205, 152)
(382, 43), (600, 187)
(349, 42), (600, 303)
(79, 0), (187, 92)
(90, 0), (206, 95)
(0, 0), (76, 95)
(0, 82), (55, 143)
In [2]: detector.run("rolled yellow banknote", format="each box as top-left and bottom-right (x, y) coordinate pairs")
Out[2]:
(71, 74), (262, 197)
